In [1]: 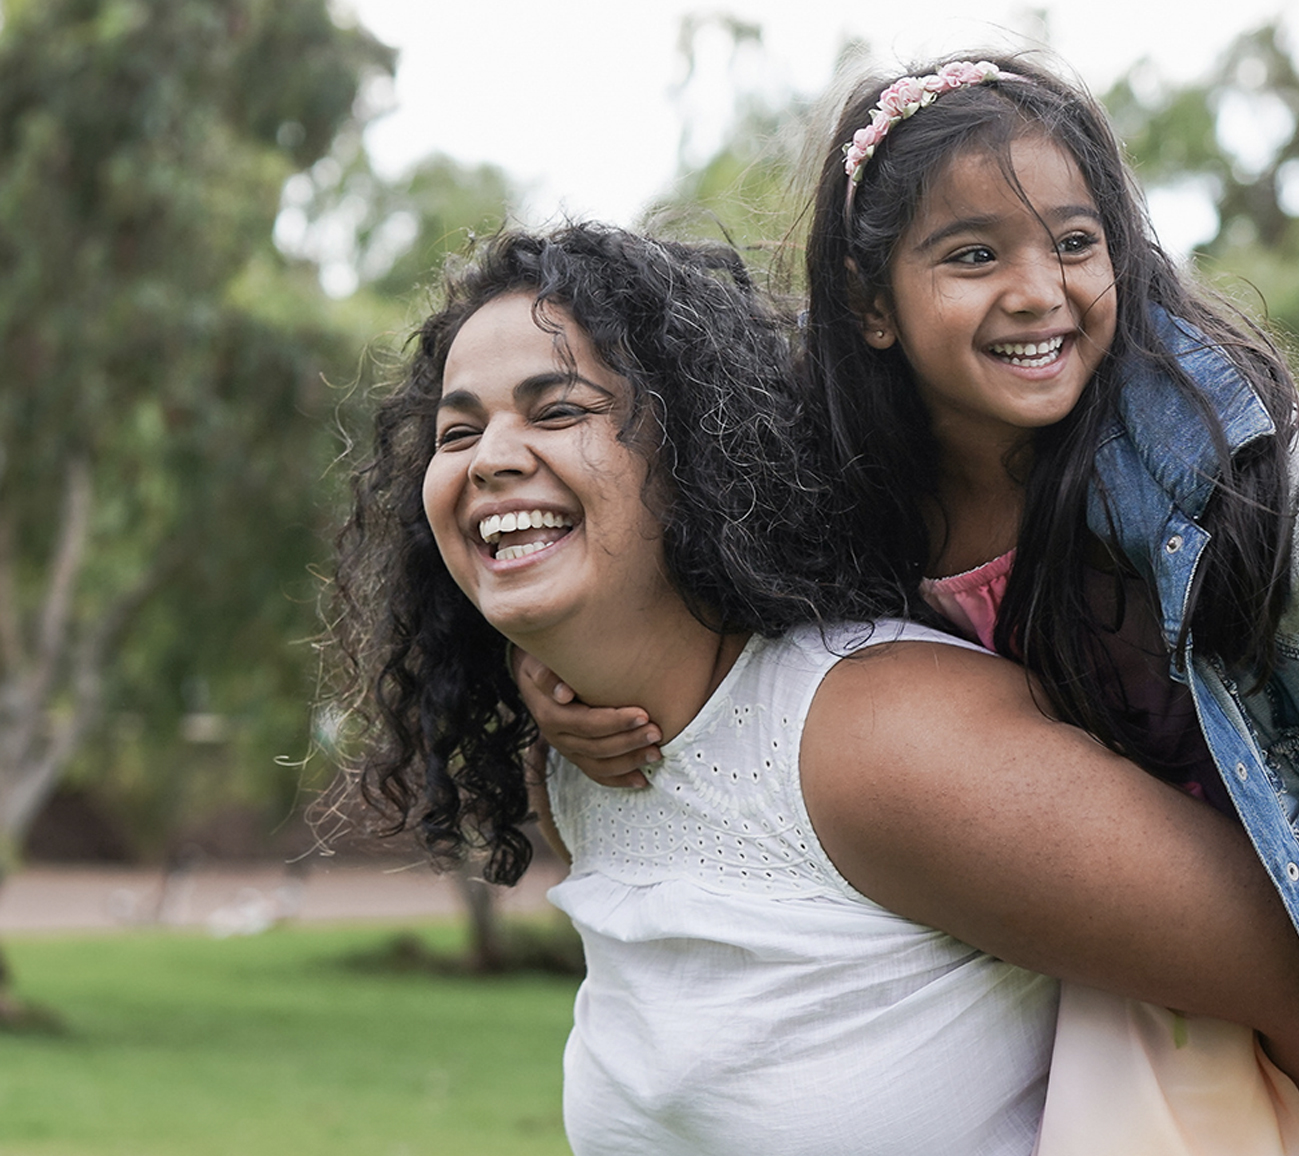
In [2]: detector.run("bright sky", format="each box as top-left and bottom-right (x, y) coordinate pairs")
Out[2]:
(336, 0), (1295, 259)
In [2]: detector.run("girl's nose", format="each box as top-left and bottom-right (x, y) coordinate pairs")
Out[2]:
(470, 419), (535, 486)
(1002, 255), (1067, 317)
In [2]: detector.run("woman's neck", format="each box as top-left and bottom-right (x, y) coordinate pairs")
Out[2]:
(513, 606), (749, 745)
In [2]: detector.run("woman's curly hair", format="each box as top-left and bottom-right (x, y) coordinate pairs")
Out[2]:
(330, 222), (894, 885)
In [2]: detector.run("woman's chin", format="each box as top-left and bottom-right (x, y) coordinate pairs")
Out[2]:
(478, 596), (569, 644)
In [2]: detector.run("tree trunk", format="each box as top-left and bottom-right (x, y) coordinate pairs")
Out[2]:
(0, 461), (184, 868)
(454, 861), (505, 973)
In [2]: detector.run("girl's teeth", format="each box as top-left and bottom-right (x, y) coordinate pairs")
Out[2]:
(990, 335), (1064, 364)
(992, 332), (1065, 355)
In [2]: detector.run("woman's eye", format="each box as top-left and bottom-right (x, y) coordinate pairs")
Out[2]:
(535, 402), (590, 424)
(435, 425), (479, 449)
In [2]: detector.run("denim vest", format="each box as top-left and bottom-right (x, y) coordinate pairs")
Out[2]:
(1089, 307), (1299, 933)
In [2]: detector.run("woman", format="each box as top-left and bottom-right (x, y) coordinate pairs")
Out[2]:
(332, 223), (1299, 1155)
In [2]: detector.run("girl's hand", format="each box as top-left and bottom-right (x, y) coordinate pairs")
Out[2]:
(513, 649), (661, 789)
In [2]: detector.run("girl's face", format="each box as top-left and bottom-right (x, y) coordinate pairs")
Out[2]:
(423, 292), (674, 643)
(877, 135), (1117, 458)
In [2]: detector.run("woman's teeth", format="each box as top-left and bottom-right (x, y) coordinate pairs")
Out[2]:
(478, 509), (573, 544)
(989, 335), (1065, 367)
(496, 540), (552, 562)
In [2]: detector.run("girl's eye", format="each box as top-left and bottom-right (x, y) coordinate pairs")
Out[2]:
(950, 245), (995, 266)
(1058, 230), (1101, 257)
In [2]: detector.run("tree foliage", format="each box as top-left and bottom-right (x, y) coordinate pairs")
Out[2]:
(0, 0), (394, 861)
(1103, 22), (1299, 334)
(278, 143), (512, 310)
(642, 15), (813, 276)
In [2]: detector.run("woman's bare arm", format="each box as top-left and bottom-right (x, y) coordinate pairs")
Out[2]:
(801, 640), (1299, 1073)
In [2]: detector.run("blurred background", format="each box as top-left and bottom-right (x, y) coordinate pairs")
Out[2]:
(0, 0), (1297, 1151)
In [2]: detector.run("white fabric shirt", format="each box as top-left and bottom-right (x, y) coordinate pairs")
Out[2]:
(548, 620), (1059, 1156)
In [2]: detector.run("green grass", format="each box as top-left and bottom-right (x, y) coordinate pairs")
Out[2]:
(0, 923), (578, 1156)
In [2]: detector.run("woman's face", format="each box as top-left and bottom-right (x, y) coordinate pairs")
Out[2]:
(423, 292), (674, 643)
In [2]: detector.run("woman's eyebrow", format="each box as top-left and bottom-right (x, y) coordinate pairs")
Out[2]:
(514, 372), (615, 402)
(436, 373), (614, 413)
(435, 388), (482, 414)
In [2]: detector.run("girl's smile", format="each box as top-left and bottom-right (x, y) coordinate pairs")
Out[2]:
(874, 135), (1118, 462)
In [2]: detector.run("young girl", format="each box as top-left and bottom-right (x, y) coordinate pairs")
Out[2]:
(335, 222), (1299, 1155)
(519, 57), (1299, 1151)
(810, 55), (1299, 1153)
(803, 55), (1299, 910)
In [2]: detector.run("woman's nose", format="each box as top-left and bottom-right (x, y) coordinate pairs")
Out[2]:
(470, 418), (534, 486)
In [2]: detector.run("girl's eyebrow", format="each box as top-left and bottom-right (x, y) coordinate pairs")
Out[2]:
(913, 214), (1000, 252)
(436, 372), (614, 413)
(914, 203), (1104, 253)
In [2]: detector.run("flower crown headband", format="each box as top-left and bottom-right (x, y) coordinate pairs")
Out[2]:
(842, 60), (1018, 217)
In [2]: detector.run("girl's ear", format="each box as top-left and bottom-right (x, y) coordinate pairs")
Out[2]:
(844, 260), (897, 350)
(863, 294), (896, 349)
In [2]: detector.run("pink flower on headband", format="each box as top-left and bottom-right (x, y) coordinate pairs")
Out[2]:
(842, 60), (1012, 188)
(852, 119), (887, 153)
(938, 60), (994, 86)
(879, 76), (926, 118)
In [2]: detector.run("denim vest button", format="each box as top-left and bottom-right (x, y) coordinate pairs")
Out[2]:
(1165, 534), (1183, 554)
(1235, 762), (1249, 782)
(1288, 862), (1299, 883)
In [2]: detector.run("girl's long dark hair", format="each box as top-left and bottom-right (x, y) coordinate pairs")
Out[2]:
(332, 223), (894, 884)
(805, 54), (1297, 774)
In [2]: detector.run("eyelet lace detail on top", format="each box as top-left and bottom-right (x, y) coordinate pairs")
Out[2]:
(548, 631), (853, 899)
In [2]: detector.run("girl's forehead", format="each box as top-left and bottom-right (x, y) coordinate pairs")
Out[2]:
(912, 135), (1098, 228)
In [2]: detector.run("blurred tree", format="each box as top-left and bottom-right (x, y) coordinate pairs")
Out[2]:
(1103, 21), (1299, 334)
(276, 141), (512, 310)
(646, 101), (807, 265)
(0, 0), (394, 872)
(643, 14), (813, 274)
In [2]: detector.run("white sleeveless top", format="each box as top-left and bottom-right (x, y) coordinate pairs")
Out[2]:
(547, 620), (1058, 1156)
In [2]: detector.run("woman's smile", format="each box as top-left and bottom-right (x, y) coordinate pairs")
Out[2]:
(476, 506), (576, 562)
(422, 292), (675, 642)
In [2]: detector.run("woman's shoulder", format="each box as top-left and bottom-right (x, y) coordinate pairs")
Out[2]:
(781, 617), (985, 660)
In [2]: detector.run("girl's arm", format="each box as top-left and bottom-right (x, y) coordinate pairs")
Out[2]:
(525, 743), (571, 866)
(801, 639), (1299, 1077)
(513, 648), (661, 788)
